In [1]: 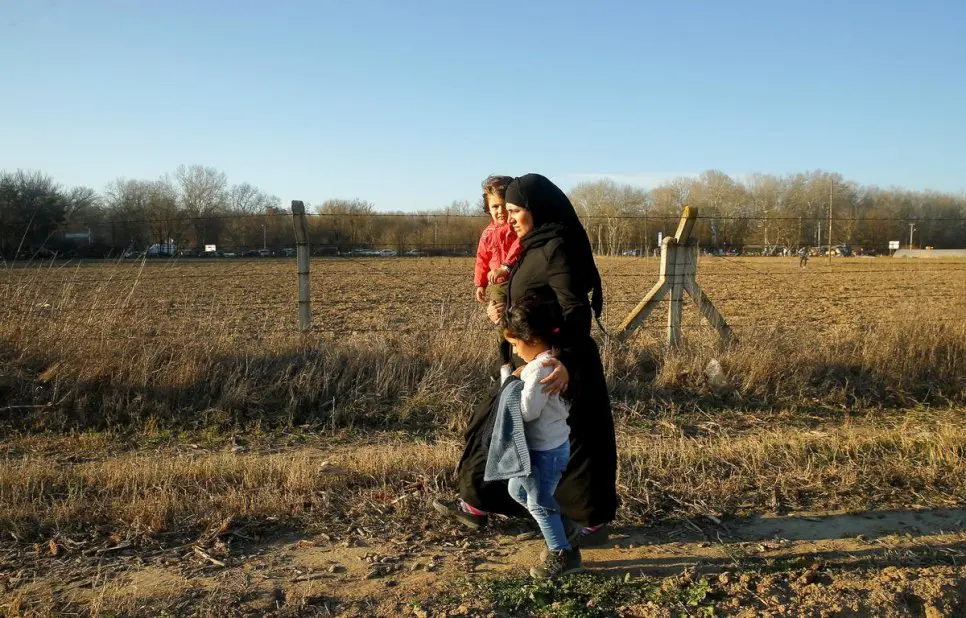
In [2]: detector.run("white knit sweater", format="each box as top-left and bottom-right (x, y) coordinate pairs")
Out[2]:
(517, 350), (571, 451)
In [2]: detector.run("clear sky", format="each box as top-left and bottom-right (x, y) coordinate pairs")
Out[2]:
(2, 0), (965, 211)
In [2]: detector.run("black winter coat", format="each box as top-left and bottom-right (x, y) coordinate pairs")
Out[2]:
(456, 229), (619, 526)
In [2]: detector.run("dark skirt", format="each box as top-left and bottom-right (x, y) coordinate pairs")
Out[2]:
(456, 337), (618, 526)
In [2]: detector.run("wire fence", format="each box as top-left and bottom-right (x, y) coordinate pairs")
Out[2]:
(6, 209), (966, 263)
(3, 241), (964, 344)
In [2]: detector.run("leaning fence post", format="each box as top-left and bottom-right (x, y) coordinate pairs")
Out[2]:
(617, 206), (730, 347)
(291, 200), (311, 332)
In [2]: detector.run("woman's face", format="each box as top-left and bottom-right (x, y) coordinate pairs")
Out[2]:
(506, 202), (533, 238)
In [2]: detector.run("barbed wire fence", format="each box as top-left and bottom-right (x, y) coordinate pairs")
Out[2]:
(1, 206), (965, 345)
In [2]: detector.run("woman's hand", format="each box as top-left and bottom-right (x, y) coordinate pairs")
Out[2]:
(539, 357), (569, 395)
(487, 269), (501, 285)
(486, 301), (504, 324)
(475, 286), (486, 304)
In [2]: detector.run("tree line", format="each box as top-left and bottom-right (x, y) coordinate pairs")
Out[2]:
(2, 166), (964, 259)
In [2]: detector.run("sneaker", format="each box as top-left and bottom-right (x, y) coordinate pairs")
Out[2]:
(432, 498), (487, 530)
(530, 548), (584, 579)
(540, 518), (583, 561)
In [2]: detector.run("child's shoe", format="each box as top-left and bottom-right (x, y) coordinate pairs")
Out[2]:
(530, 547), (584, 579)
(540, 518), (582, 560)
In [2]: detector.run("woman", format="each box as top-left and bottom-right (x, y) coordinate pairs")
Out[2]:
(435, 173), (618, 541)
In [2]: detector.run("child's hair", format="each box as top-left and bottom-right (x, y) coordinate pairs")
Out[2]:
(501, 294), (561, 346)
(481, 175), (514, 214)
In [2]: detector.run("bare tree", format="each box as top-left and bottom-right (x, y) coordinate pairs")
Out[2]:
(316, 199), (375, 252)
(175, 165), (228, 251)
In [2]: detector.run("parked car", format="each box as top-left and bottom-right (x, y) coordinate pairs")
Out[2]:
(257, 249), (273, 257)
(280, 248), (296, 257)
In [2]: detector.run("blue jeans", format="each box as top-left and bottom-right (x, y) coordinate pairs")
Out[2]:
(507, 440), (571, 552)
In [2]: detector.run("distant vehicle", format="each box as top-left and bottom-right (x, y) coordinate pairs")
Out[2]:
(222, 252), (237, 257)
(257, 249), (273, 257)
(202, 250), (221, 258)
(181, 249), (198, 257)
(404, 250), (424, 257)
(832, 244), (853, 257)
(280, 248), (296, 257)
(146, 242), (177, 257)
(379, 249), (398, 257)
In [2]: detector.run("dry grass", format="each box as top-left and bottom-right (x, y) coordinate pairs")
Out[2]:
(1, 410), (963, 545)
(1, 257), (964, 431)
(0, 437), (460, 541)
(0, 256), (964, 546)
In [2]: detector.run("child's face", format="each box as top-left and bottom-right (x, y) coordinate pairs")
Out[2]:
(486, 194), (508, 225)
(504, 333), (548, 363)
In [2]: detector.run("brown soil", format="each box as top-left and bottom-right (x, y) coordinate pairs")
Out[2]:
(3, 506), (964, 617)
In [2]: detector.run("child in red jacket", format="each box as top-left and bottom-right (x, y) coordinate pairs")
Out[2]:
(475, 175), (521, 307)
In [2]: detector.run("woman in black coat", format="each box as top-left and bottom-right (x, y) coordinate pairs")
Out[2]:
(435, 173), (618, 535)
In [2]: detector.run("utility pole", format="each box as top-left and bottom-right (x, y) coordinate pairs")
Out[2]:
(908, 223), (916, 249)
(827, 182), (834, 265)
(262, 224), (267, 250)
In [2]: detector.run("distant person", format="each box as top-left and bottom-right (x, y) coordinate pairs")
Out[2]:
(474, 175), (521, 365)
(494, 295), (583, 579)
(799, 246), (809, 268)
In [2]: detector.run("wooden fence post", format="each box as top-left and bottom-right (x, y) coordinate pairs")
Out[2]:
(617, 207), (731, 346)
(291, 200), (311, 332)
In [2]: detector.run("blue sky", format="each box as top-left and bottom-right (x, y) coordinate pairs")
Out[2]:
(2, 0), (964, 211)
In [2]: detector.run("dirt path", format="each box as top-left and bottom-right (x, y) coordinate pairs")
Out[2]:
(4, 506), (965, 616)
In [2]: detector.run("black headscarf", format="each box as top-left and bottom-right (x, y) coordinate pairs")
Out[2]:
(505, 174), (603, 319)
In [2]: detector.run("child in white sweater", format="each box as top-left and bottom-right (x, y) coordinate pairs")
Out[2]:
(500, 296), (582, 579)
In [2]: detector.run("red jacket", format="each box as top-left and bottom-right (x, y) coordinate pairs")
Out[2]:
(475, 221), (521, 288)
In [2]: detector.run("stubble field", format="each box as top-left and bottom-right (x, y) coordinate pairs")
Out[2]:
(1, 256), (965, 616)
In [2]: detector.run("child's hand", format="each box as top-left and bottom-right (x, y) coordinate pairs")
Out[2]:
(487, 268), (502, 285)
(475, 286), (486, 304)
(512, 365), (524, 377)
(486, 301), (504, 324)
